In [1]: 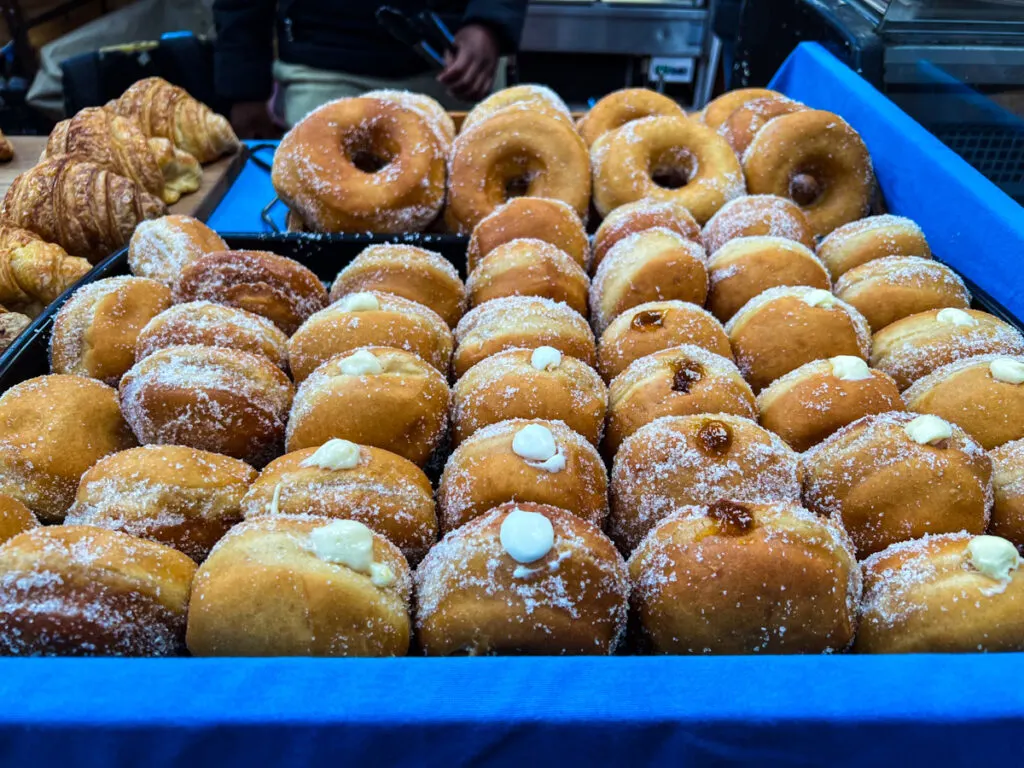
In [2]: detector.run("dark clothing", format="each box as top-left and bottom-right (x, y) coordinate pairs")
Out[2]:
(213, 0), (528, 102)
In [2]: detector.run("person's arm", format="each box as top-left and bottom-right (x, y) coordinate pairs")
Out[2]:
(438, 0), (528, 102)
(213, 0), (279, 138)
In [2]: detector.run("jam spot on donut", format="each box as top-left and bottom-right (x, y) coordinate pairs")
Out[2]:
(651, 148), (695, 190)
(790, 173), (822, 206)
(631, 310), (664, 331)
(707, 500), (757, 536)
(671, 360), (703, 394)
(697, 420), (732, 457)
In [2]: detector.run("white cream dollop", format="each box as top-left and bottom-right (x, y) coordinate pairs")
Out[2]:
(300, 439), (361, 470)
(936, 307), (975, 327)
(500, 507), (555, 564)
(266, 482), (282, 515)
(530, 346), (562, 371)
(990, 358), (1024, 385)
(802, 288), (836, 308)
(308, 519), (395, 586)
(337, 292), (380, 312)
(904, 414), (953, 445)
(512, 424), (557, 462)
(966, 535), (1021, 584)
(338, 349), (383, 376)
(830, 355), (872, 381)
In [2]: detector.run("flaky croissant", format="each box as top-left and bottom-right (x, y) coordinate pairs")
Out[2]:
(1, 155), (165, 263)
(45, 107), (202, 204)
(106, 77), (239, 163)
(0, 225), (91, 315)
(0, 306), (30, 350)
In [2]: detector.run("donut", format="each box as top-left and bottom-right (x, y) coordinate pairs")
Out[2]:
(0, 525), (196, 656)
(128, 215), (227, 287)
(903, 354), (1024, 450)
(743, 110), (874, 237)
(119, 345), (294, 466)
(466, 238), (589, 316)
(446, 108), (591, 234)
(285, 346), (448, 466)
(289, 290), (453, 383)
(50, 276), (172, 385)
(64, 445), (256, 562)
(706, 236), (831, 322)
(591, 116), (744, 223)
(870, 308), (1024, 390)
(610, 413), (801, 553)
(726, 286), (871, 393)
(990, 439), (1024, 550)
(437, 418), (607, 534)
(452, 347), (607, 447)
(271, 96), (446, 233)
(173, 250), (328, 335)
(856, 533), (1024, 653)
(186, 515), (412, 656)
(467, 196), (588, 272)
(591, 198), (701, 274)
(241, 440), (437, 564)
(328, 244), (466, 328)
(453, 296), (596, 379)
(135, 300), (289, 370)
(415, 502), (629, 655)
(701, 88), (785, 131)
(361, 89), (455, 149)
(597, 300), (732, 382)
(0, 374), (135, 522)
(701, 194), (816, 255)
(817, 215), (930, 280)
(461, 85), (572, 132)
(0, 494), (37, 546)
(589, 228), (708, 333)
(717, 95), (806, 156)
(802, 412), (992, 557)
(577, 88), (687, 147)
(629, 500), (860, 654)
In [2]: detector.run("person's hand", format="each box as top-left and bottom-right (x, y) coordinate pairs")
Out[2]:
(230, 101), (282, 140)
(438, 24), (499, 102)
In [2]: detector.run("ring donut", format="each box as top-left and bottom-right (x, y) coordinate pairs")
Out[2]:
(460, 85), (572, 133)
(578, 88), (687, 147)
(718, 96), (806, 157)
(702, 88), (785, 131)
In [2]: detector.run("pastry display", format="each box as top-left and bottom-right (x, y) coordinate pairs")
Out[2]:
(0, 493), (37, 545)
(817, 214), (930, 280)
(629, 500), (860, 654)
(718, 95), (806, 157)
(467, 197), (588, 272)
(701, 194), (816, 255)
(990, 439), (1024, 550)
(460, 84), (572, 132)
(362, 89), (455, 150)
(577, 88), (688, 147)
(802, 412), (991, 557)
(415, 502), (629, 655)
(466, 238), (589, 315)
(591, 198), (702, 274)
(127, 215), (227, 287)
(701, 88), (785, 131)
(0, 224), (91, 316)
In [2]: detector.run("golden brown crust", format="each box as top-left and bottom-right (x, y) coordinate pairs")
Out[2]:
(701, 194), (816, 255)
(467, 197), (589, 272)
(990, 439), (1024, 549)
(460, 85), (572, 133)
(817, 215), (930, 280)
(0, 493), (37, 545)
(578, 88), (687, 147)
(718, 96), (806, 157)
(0, 308), (30, 349)
(0, 130), (13, 162)
(701, 88), (784, 131)
(128, 215), (227, 286)
(467, 238), (590, 316)
(591, 198), (702, 275)
(0, 224), (91, 315)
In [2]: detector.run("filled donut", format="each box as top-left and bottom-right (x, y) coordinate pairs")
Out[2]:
(467, 196), (588, 272)
(817, 214), (930, 280)
(128, 215), (227, 287)
(578, 88), (687, 147)
(991, 439), (1024, 550)
(701, 194), (816, 255)
(466, 238), (589, 315)
(0, 494), (37, 546)
(591, 198), (701, 274)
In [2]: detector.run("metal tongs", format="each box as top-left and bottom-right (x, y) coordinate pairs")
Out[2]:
(375, 6), (456, 70)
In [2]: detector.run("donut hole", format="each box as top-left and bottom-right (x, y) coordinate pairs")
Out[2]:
(789, 172), (823, 206)
(650, 148), (696, 190)
(504, 173), (536, 200)
(342, 126), (396, 174)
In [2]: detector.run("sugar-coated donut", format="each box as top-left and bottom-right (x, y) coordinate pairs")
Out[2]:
(726, 285), (871, 393)
(856, 533), (1024, 653)
(743, 110), (874, 237)
(285, 346), (448, 466)
(453, 296), (596, 379)
(718, 95), (806, 157)
(467, 238), (589, 316)
(597, 300), (732, 382)
(817, 215), (930, 280)
(591, 116), (744, 223)
(701, 88), (785, 131)
(590, 228), (708, 333)
(415, 502), (629, 655)
(870, 308), (1024, 391)
(438, 418), (607, 534)
(128, 215), (227, 287)
(173, 250), (328, 335)
(328, 244), (466, 328)
(591, 198), (701, 274)
(361, 89), (455, 149)
(706, 236), (831, 322)
(187, 515), (412, 656)
(0, 494), (37, 545)
(991, 440), (1024, 550)
(135, 300), (289, 370)
(119, 345), (294, 466)
(452, 347), (606, 447)
(610, 413), (801, 553)
(903, 354), (1024, 450)
(467, 197), (588, 272)
(802, 412), (992, 557)
(702, 194), (816, 255)
(64, 445), (256, 562)
(0, 374), (136, 522)
(605, 345), (756, 457)
(629, 500), (860, 654)
(289, 290), (453, 383)
(461, 85), (572, 132)
(0, 525), (196, 656)
(578, 88), (687, 147)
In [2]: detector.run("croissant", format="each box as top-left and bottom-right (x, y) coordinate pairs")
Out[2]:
(107, 77), (239, 163)
(45, 107), (202, 204)
(1, 155), (166, 264)
(0, 130), (13, 163)
(0, 306), (30, 351)
(0, 225), (91, 315)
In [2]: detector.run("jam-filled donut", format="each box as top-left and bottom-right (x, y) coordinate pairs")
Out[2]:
(591, 198), (701, 274)
(802, 412), (992, 557)
(128, 215), (227, 287)
(701, 88), (786, 131)
(467, 197), (588, 272)
(726, 286), (871, 393)
(597, 300), (731, 382)
(718, 95), (806, 157)
(856, 533), (1024, 653)
(460, 84), (572, 132)
(702, 194), (816, 255)
(329, 244), (466, 328)
(466, 238), (589, 316)
(870, 308), (1024, 391)
(590, 228), (708, 333)
(241, 440), (437, 564)
(991, 439), (1024, 550)
(817, 215), (930, 280)
(591, 116), (744, 223)
(743, 110), (874, 237)
(362, 89), (455, 149)
(452, 347), (607, 447)
(271, 96), (446, 233)
(757, 356), (902, 452)
(285, 346), (448, 466)
(605, 345), (756, 456)
(0, 494), (37, 546)
(577, 88), (687, 147)
(437, 418), (607, 534)
(706, 236), (831, 322)
(415, 502), (630, 656)
(610, 413), (800, 553)
(629, 500), (860, 654)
